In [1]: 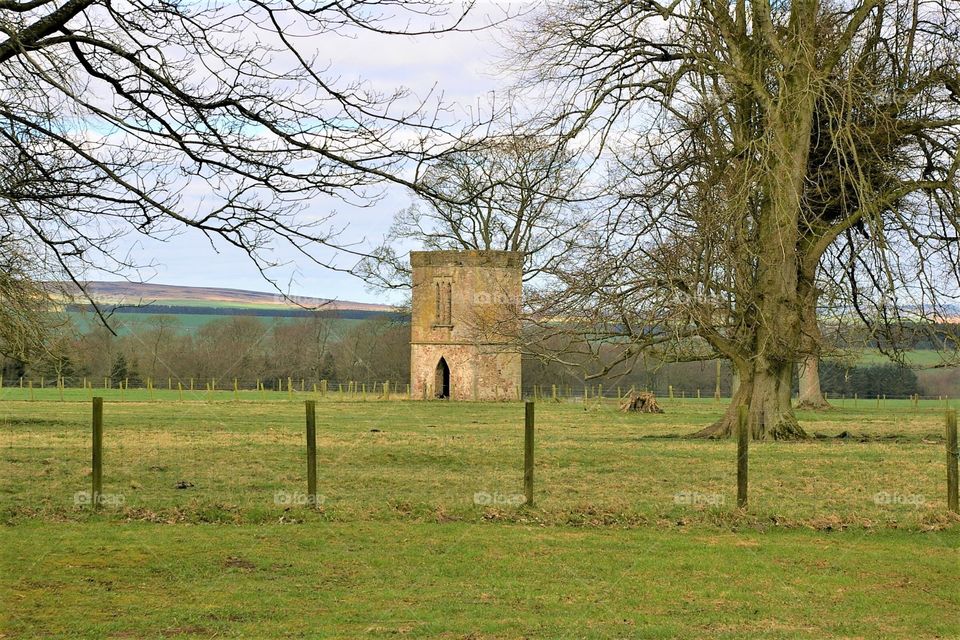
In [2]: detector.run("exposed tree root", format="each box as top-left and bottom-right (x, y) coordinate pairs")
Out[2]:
(689, 406), (809, 440)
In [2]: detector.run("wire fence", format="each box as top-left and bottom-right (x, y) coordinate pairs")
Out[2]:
(0, 373), (954, 407)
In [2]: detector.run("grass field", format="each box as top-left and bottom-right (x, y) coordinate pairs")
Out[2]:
(843, 349), (953, 367)
(2, 393), (958, 638)
(65, 311), (368, 335)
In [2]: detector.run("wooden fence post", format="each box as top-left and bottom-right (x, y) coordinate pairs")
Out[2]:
(524, 401), (535, 506)
(306, 400), (318, 508)
(92, 397), (103, 509)
(947, 409), (958, 514)
(737, 405), (748, 509)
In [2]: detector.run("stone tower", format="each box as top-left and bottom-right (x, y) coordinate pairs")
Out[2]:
(410, 250), (522, 401)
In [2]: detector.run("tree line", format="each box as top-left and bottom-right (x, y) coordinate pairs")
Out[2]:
(0, 314), (409, 389)
(3, 312), (951, 401)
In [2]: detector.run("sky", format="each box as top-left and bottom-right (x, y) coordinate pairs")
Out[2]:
(93, 3), (519, 306)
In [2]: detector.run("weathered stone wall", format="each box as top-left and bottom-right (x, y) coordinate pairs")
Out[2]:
(410, 250), (522, 401)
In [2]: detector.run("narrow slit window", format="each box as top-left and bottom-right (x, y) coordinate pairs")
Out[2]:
(434, 278), (452, 326)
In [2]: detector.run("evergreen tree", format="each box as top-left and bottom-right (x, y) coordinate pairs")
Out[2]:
(317, 352), (337, 382)
(110, 354), (128, 385)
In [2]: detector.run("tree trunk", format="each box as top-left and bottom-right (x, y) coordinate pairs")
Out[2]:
(691, 358), (807, 440)
(796, 273), (830, 410)
(693, 41), (817, 441)
(748, 358), (806, 439)
(797, 354), (830, 409)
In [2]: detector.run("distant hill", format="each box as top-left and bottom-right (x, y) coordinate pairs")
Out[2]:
(51, 281), (401, 334)
(54, 281), (395, 314)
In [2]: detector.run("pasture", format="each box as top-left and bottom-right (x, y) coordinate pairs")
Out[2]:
(2, 393), (958, 638)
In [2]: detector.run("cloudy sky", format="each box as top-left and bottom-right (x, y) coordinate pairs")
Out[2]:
(97, 3), (518, 305)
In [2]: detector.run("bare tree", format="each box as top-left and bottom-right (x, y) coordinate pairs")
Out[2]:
(515, 0), (959, 439)
(357, 132), (586, 288)
(0, 0), (496, 320)
(0, 239), (48, 360)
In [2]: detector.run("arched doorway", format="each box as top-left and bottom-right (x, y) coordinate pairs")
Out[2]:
(435, 357), (450, 399)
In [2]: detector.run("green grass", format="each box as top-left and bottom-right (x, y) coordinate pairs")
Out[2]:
(64, 312), (367, 334)
(104, 298), (293, 309)
(2, 396), (958, 638)
(833, 348), (950, 367)
(4, 522), (956, 639)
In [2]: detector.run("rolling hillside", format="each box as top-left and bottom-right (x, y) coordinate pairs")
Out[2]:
(56, 281), (394, 312)
(55, 281), (399, 332)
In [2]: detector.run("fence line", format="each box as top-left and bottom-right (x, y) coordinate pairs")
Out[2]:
(68, 398), (960, 516)
(0, 375), (954, 407)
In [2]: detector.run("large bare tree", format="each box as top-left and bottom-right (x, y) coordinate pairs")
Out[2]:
(358, 132), (587, 289)
(515, 0), (959, 438)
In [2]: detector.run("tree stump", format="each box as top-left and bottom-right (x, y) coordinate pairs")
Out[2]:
(619, 391), (664, 413)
